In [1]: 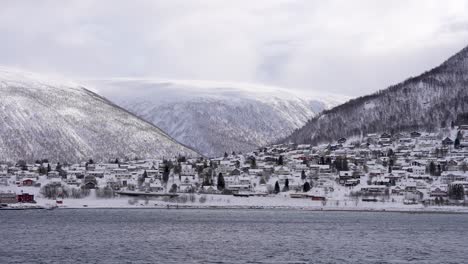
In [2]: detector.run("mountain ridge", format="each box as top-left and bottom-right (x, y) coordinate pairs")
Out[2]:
(91, 79), (346, 157)
(283, 44), (468, 145)
(0, 67), (198, 162)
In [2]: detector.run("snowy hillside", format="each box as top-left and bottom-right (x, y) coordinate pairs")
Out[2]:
(91, 79), (345, 157)
(284, 45), (468, 145)
(0, 67), (198, 162)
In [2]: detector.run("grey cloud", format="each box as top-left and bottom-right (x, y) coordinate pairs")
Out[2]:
(0, 0), (467, 97)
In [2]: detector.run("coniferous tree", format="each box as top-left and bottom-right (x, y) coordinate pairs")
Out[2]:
(173, 164), (181, 175)
(277, 155), (284, 166)
(455, 138), (461, 149)
(169, 184), (178, 193)
(217, 173), (225, 191)
(303, 182), (311, 192)
(461, 162), (468, 173)
(18, 160), (27, 171)
(284, 179), (289, 192)
(448, 184), (465, 200)
(202, 175), (211, 186)
(246, 156), (256, 169)
(343, 159), (349, 171)
(162, 165), (170, 183)
(429, 162), (436, 176)
(138, 175), (145, 187)
(301, 170), (306, 180)
(38, 166), (47, 175)
(59, 169), (67, 178)
(437, 164), (442, 176)
(387, 149), (394, 157)
(274, 181), (280, 194)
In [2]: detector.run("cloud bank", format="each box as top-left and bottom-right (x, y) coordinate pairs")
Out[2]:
(0, 0), (467, 96)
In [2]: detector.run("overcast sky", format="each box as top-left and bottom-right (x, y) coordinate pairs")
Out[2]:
(1, 0), (468, 96)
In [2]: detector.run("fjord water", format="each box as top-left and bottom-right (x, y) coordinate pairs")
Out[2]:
(1, 209), (467, 264)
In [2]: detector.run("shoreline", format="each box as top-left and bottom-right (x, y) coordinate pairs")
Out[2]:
(3, 193), (468, 214)
(25, 204), (468, 214)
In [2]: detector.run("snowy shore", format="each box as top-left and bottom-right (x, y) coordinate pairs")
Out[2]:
(3, 186), (468, 213)
(24, 193), (468, 214)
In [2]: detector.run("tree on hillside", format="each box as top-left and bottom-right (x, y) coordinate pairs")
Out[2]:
(301, 170), (306, 180)
(173, 164), (181, 176)
(277, 155), (284, 166)
(38, 166), (47, 175)
(162, 165), (170, 183)
(284, 179), (289, 192)
(303, 182), (311, 192)
(249, 156), (257, 169)
(274, 181), (280, 194)
(461, 162), (468, 173)
(448, 184), (465, 200)
(138, 170), (148, 187)
(18, 160), (27, 171)
(429, 162), (436, 176)
(334, 157), (349, 171)
(387, 148), (394, 157)
(455, 138), (461, 149)
(59, 168), (67, 178)
(217, 173), (225, 191)
(169, 184), (178, 193)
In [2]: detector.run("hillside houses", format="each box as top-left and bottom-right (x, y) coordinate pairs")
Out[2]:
(1, 127), (468, 207)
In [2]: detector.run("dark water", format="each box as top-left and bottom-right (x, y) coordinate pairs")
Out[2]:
(1, 209), (467, 264)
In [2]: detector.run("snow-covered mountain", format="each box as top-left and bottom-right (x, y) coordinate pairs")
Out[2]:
(284, 45), (468, 145)
(91, 79), (345, 157)
(0, 67), (198, 162)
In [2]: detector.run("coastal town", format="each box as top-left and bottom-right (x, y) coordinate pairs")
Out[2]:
(1, 125), (468, 211)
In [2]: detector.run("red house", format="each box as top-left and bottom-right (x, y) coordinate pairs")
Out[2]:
(17, 193), (35, 203)
(310, 195), (326, 201)
(22, 179), (34, 186)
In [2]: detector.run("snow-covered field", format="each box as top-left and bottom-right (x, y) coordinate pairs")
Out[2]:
(3, 185), (468, 213)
